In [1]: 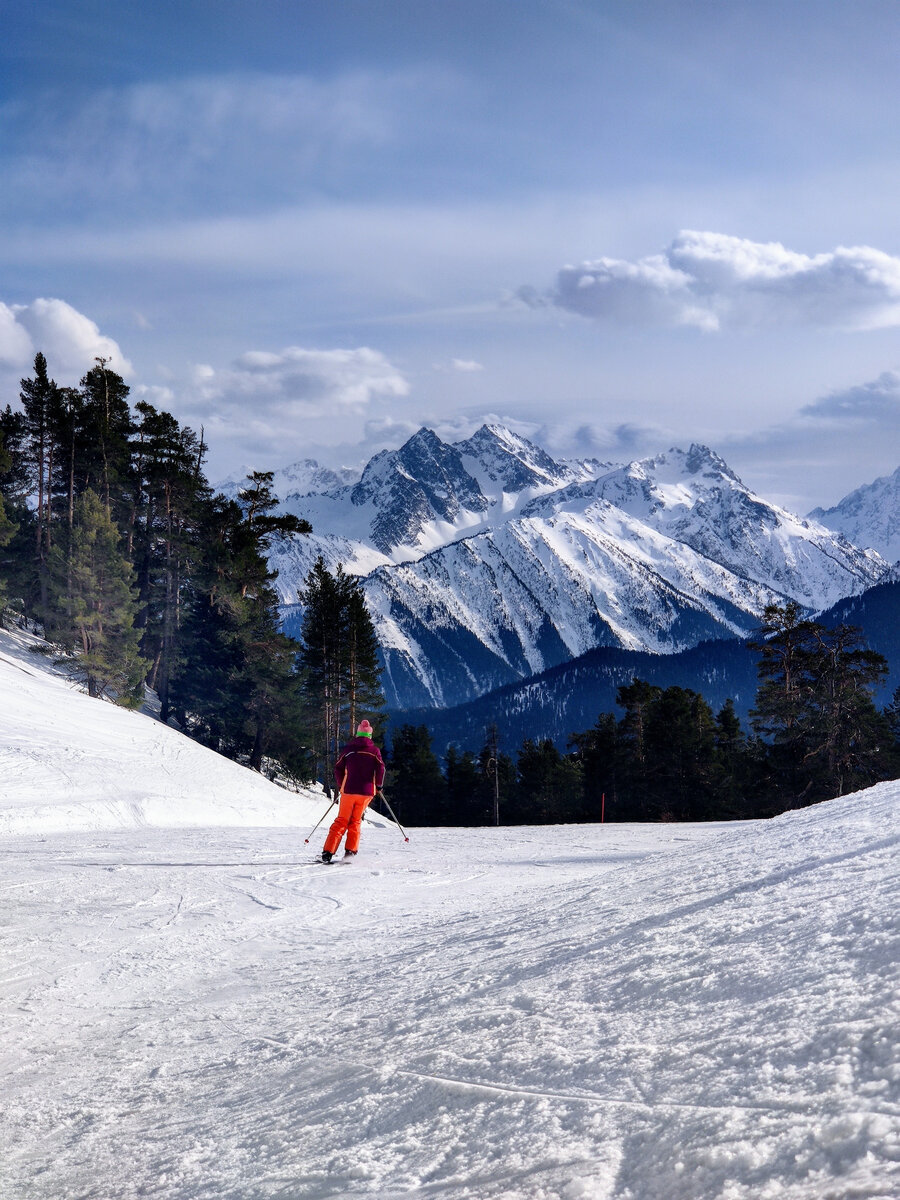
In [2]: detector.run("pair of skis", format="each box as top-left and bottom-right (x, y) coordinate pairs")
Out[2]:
(302, 791), (410, 856)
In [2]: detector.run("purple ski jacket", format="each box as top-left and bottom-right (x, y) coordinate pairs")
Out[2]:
(334, 736), (386, 796)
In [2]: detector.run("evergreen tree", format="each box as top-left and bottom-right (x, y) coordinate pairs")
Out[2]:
(710, 698), (761, 818)
(444, 745), (480, 826)
(0, 404), (37, 620)
(476, 731), (516, 825)
(570, 711), (619, 822)
(387, 724), (447, 824)
(513, 738), (584, 823)
(615, 678), (662, 819)
(643, 686), (717, 820)
(49, 489), (147, 704)
(297, 557), (383, 789)
(18, 353), (64, 601)
(750, 604), (890, 805)
(76, 359), (134, 523)
(170, 484), (308, 770)
(0, 431), (18, 622)
(129, 401), (210, 721)
(803, 622), (890, 798)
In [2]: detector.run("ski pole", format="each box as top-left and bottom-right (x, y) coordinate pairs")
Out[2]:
(376, 791), (410, 843)
(303, 797), (337, 844)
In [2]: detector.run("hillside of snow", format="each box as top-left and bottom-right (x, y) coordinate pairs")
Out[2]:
(1, 625), (899, 1198)
(0, 627), (327, 835)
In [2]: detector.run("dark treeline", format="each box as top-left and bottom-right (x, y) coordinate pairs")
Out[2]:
(0, 352), (382, 784)
(387, 602), (900, 825)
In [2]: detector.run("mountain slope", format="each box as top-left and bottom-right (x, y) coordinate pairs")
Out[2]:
(398, 579), (900, 754)
(269, 427), (890, 709)
(810, 464), (900, 562)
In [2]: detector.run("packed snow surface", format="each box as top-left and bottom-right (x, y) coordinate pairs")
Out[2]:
(1, 630), (898, 1199)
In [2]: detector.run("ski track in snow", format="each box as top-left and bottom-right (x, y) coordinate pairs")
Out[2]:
(2, 807), (899, 1200)
(1, 626), (899, 1199)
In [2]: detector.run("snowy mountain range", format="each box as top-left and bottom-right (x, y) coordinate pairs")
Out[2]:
(252, 425), (891, 709)
(809, 464), (900, 563)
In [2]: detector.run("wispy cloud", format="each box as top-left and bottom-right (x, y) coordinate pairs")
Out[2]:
(1, 69), (458, 221)
(523, 231), (900, 333)
(720, 366), (900, 511)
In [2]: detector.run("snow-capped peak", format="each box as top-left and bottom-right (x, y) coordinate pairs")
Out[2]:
(809, 463), (900, 563)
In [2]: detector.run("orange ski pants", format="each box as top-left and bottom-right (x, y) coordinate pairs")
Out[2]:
(323, 793), (374, 855)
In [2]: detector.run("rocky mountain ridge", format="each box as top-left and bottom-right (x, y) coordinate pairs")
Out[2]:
(268, 425), (891, 709)
(810, 464), (900, 563)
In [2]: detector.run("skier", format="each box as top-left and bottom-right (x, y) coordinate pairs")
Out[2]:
(321, 720), (386, 862)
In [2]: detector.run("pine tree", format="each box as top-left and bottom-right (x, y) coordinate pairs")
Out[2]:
(513, 738), (584, 823)
(569, 712), (618, 821)
(615, 678), (662, 819)
(0, 431), (18, 622)
(129, 401), (210, 722)
(0, 404), (37, 620)
(444, 745), (480, 826)
(297, 557), (383, 788)
(77, 359), (134, 523)
(50, 489), (147, 704)
(643, 686), (717, 820)
(18, 353), (64, 598)
(386, 724), (446, 824)
(803, 622), (890, 798)
(750, 604), (890, 805)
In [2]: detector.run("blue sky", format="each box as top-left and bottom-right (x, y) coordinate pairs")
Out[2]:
(2, 0), (899, 510)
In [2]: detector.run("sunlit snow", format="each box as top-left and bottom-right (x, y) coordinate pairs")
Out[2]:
(1, 627), (897, 1199)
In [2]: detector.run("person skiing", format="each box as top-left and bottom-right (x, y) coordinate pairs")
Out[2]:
(321, 720), (386, 862)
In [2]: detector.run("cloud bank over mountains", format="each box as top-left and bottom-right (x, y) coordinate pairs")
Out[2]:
(1, 288), (898, 513)
(526, 232), (900, 333)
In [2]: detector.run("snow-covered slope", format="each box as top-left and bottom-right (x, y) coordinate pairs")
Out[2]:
(810, 463), (900, 563)
(265, 428), (890, 708)
(364, 443), (887, 707)
(0, 627), (326, 833)
(1, 637), (897, 1198)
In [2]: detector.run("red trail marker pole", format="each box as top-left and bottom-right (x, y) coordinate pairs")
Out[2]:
(601, 792), (605, 823)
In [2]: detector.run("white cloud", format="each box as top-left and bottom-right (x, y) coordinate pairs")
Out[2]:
(0, 303), (35, 367)
(0, 297), (131, 380)
(451, 358), (485, 372)
(531, 231), (900, 332)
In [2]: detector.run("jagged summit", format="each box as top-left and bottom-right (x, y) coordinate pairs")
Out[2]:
(267, 426), (892, 709)
(455, 423), (572, 492)
(810, 464), (900, 563)
(351, 428), (489, 552)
